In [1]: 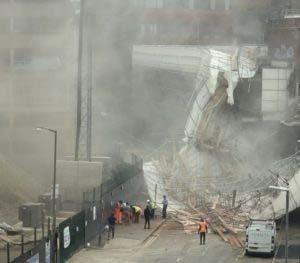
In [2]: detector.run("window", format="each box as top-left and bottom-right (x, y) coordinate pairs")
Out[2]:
(140, 24), (146, 37)
(145, 0), (156, 8)
(210, 0), (230, 10)
(194, 0), (210, 10)
(157, 0), (163, 8)
(149, 24), (157, 35)
(0, 50), (10, 71)
(225, 0), (230, 10)
(13, 17), (63, 34)
(140, 23), (157, 36)
(215, 0), (225, 10)
(14, 0), (56, 2)
(13, 49), (62, 71)
(163, 0), (188, 8)
(132, 0), (163, 8)
(292, 0), (300, 8)
(0, 18), (11, 33)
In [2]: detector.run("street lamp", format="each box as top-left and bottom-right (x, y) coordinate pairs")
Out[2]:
(36, 127), (57, 233)
(269, 185), (289, 263)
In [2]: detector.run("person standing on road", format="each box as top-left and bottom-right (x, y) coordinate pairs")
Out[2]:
(162, 195), (168, 219)
(108, 212), (116, 239)
(144, 205), (151, 229)
(147, 199), (157, 219)
(198, 218), (208, 245)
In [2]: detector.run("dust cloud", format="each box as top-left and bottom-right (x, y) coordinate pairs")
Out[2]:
(0, 0), (299, 222)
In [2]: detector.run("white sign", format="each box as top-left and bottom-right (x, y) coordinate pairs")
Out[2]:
(63, 226), (71, 248)
(45, 241), (50, 263)
(26, 254), (39, 263)
(93, 206), (96, 221)
(50, 184), (59, 199)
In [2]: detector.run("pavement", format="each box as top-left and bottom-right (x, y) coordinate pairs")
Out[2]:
(68, 218), (281, 263)
(68, 217), (164, 263)
(273, 221), (300, 263)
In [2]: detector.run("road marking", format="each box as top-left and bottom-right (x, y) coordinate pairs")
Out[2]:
(235, 249), (245, 261)
(141, 220), (166, 248)
(201, 246), (208, 256)
(142, 230), (163, 248)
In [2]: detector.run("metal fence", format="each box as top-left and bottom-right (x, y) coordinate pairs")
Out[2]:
(58, 154), (144, 262)
(58, 211), (85, 263)
(82, 154), (145, 244)
(9, 154), (144, 263)
(11, 238), (51, 263)
(3, 217), (52, 263)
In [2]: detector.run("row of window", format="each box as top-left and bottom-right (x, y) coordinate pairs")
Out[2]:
(138, 21), (265, 43)
(0, 49), (62, 71)
(0, 17), (64, 34)
(132, 0), (230, 10)
(139, 22), (231, 37)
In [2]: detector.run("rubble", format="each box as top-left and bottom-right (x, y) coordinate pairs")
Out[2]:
(140, 44), (299, 250)
(170, 205), (246, 249)
(0, 222), (18, 235)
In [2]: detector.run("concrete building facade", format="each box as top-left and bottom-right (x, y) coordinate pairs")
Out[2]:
(0, 0), (77, 175)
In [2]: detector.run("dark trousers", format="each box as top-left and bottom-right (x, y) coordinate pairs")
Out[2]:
(150, 209), (155, 219)
(144, 218), (150, 229)
(109, 225), (115, 238)
(200, 232), (206, 244)
(162, 205), (167, 219)
(134, 211), (140, 223)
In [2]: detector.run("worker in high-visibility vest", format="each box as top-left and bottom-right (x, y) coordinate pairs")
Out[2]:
(131, 205), (141, 223)
(147, 199), (157, 219)
(198, 218), (208, 245)
(114, 202), (122, 224)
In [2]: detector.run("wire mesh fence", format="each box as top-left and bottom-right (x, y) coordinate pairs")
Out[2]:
(5, 154), (144, 263)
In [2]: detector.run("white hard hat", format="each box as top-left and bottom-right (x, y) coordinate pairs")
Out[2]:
(147, 199), (150, 202)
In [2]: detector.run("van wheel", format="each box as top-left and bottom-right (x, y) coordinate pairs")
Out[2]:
(270, 250), (275, 257)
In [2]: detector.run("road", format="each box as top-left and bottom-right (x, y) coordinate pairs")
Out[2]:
(69, 219), (273, 263)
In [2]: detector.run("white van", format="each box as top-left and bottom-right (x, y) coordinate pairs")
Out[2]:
(245, 219), (276, 256)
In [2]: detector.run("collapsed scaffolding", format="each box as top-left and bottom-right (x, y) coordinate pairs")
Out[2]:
(133, 45), (300, 246)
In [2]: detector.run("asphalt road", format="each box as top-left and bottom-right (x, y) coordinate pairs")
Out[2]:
(132, 220), (241, 263)
(69, 219), (273, 263)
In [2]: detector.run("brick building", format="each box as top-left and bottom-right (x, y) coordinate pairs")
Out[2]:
(132, 0), (271, 45)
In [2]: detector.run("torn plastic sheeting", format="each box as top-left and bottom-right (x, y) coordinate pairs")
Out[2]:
(132, 45), (262, 139)
(272, 170), (300, 218)
(184, 49), (256, 139)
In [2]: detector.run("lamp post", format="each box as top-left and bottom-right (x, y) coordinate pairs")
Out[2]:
(36, 127), (57, 232)
(269, 185), (289, 263)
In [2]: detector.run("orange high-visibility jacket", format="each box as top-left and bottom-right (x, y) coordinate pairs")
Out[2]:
(198, 222), (208, 233)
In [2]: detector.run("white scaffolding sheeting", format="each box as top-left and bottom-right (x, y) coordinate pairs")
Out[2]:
(134, 45), (299, 206)
(133, 45), (266, 139)
(272, 170), (300, 218)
